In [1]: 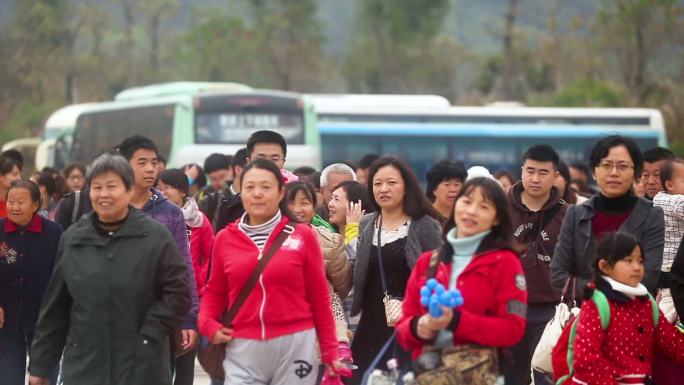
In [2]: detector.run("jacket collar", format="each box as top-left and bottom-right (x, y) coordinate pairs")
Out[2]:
(595, 275), (649, 303)
(509, 180), (563, 212)
(4, 214), (42, 234)
(68, 207), (149, 246)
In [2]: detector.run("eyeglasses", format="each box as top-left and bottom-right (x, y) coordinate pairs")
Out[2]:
(254, 154), (285, 162)
(597, 162), (634, 173)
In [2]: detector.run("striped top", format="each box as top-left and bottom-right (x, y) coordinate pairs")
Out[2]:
(238, 210), (282, 250)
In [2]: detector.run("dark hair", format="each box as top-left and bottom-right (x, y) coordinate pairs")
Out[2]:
(117, 135), (158, 161)
(659, 158), (684, 189)
(159, 169), (190, 197)
(522, 144), (559, 169)
(493, 170), (516, 184)
(246, 130), (287, 157)
(367, 156), (439, 219)
(308, 171), (322, 189)
(556, 161), (577, 204)
(240, 158), (296, 221)
(0, 156), (22, 175)
(7, 179), (41, 206)
(333, 180), (374, 214)
(37, 172), (57, 198)
(204, 153), (232, 174)
(426, 160), (467, 202)
(293, 166), (317, 177)
(232, 148), (249, 171)
(157, 154), (167, 165)
(359, 153), (380, 169)
(569, 161), (591, 180)
(1, 150), (23, 169)
(63, 162), (86, 179)
(182, 164), (207, 188)
(285, 180), (318, 208)
(342, 160), (358, 172)
(589, 135), (643, 178)
(86, 153), (135, 190)
(438, 177), (514, 262)
(643, 146), (675, 164)
(593, 231), (642, 276)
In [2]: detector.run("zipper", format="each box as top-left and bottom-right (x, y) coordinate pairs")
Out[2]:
(259, 274), (267, 339)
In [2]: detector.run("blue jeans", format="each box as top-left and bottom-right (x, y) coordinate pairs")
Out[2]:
(0, 328), (58, 385)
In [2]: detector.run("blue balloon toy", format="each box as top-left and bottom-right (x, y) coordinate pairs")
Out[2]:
(420, 280), (464, 318)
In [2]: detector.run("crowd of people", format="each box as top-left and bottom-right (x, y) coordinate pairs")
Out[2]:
(2, 129), (684, 385)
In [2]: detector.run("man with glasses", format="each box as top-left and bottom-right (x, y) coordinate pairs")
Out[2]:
(246, 130), (299, 183)
(506, 145), (568, 385)
(641, 147), (676, 200)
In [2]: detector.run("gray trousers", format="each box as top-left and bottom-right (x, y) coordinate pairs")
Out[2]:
(223, 329), (319, 385)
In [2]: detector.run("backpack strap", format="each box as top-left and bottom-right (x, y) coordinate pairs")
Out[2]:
(648, 294), (660, 326)
(557, 317), (581, 385)
(71, 191), (81, 224)
(591, 290), (611, 330)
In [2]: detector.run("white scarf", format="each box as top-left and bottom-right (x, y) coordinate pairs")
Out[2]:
(601, 275), (648, 299)
(181, 198), (204, 228)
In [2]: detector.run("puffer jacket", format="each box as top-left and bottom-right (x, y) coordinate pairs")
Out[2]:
(313, 224), (352, 300)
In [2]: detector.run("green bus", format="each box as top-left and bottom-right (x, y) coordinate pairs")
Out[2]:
(63, 82), (320, 169)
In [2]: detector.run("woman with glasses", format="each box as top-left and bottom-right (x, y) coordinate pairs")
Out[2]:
(551, 135), (665, 294)
(63, 163), (86, 193)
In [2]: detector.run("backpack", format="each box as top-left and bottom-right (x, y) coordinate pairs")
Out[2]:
(551, 290), (659, 384)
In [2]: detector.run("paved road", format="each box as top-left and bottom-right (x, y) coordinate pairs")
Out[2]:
(194, 358), (212, 383)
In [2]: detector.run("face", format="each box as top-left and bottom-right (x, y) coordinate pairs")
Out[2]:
(521, 159), (557, 199)
(0, 165), (22, 190)
(157, 180), (185, 208)
(66, 169), (85, 192)
(323, 172), (354, 205)
(372, 165), (405, 212)
(328, 187), (350, 226)
(554, 173), (567, 197)
(599, 245), (644, 288)
(497, 175), (513, 191)
(433, 178), (462, 208)
(250, 143), (286, 169)
(593, 145), (636, 198)
(454, 186), (499, 238)
(357, 168), (369, 186)
(6, 188), (39, 226)
(641, 160), (666, 199)
(241, 167), (285, 224)
(666, 163), (684, 195)
(89, 171), (132, 223)
(569, 167), (587, 183)
(208, 168), (232, 191)
(129, 149), (158, 190)
(288, 190), (316, 224)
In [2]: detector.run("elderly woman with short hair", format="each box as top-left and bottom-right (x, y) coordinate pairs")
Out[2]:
(28, 153), (192, 385)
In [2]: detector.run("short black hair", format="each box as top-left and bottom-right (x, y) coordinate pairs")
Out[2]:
(358, 154), (380, 169)
(204, 153), (232, 174)
(1, 150), (23, 169)
(37, 172), (57, 197)
(309, 171), (322, 189)
(246, 130), (287, 157)
(158, 168), (190, 197)
(594, 231), (642, 273)
(157, 154), (167, 165)
(569, 161), (591, 179)
(589, 135), (643, 178)
(293, 166), (317, 177)
(7, 179), (41, 206)
(522, 144), (559, 169)
(117, 135), (158, 161)
(182, 163), (207, 188)
(643, 146), (675, 164)
(232, 148), (248, 171)
(0, 156), (22, 175)
(659, 158), (684, 189)
(285, 180), (318, 208)
(425, 160), (467, 202)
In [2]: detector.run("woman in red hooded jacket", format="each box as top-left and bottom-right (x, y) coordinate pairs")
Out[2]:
(397, 177), (527, 361)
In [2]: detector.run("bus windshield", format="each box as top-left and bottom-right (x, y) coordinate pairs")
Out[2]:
(194, 93), (305, 145)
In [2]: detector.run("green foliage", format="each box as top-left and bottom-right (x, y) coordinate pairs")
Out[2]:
(550, 79), (624, 107)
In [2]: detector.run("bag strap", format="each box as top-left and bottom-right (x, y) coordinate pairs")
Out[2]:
(591, 290), (611, 330)
(220, 223), (294, 326)
(71, 191), (81, 224)
(376, 214), (389, 294)
(361, 331), (396, 385)
(560, 275), (577, 306)
(427, 250), (440, 280)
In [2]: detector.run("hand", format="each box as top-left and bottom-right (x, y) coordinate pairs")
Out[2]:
(211, 327), (234, 344)
(346, 200), (365, 224)
(417, 306), (454, 339)
(325, 359), (352, 378)
(28, 376), (50, 385)
(181, 329), (198, 351)
(0, 306), (4, 329)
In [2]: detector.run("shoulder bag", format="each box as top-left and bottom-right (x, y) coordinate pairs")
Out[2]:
(377, 215), (403, 327)
(196, 224), (294, 381)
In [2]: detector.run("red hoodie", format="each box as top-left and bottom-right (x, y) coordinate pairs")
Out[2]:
(396, 247), (527, 359)
(189, 212), (214, 297)
(199, 216), (338, 364)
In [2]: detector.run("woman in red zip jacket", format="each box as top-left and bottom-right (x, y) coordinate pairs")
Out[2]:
(396, 177), (528, 359)
(199, 159), (342, 384)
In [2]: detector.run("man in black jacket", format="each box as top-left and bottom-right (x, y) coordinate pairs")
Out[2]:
(199, 148), (247, 233)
